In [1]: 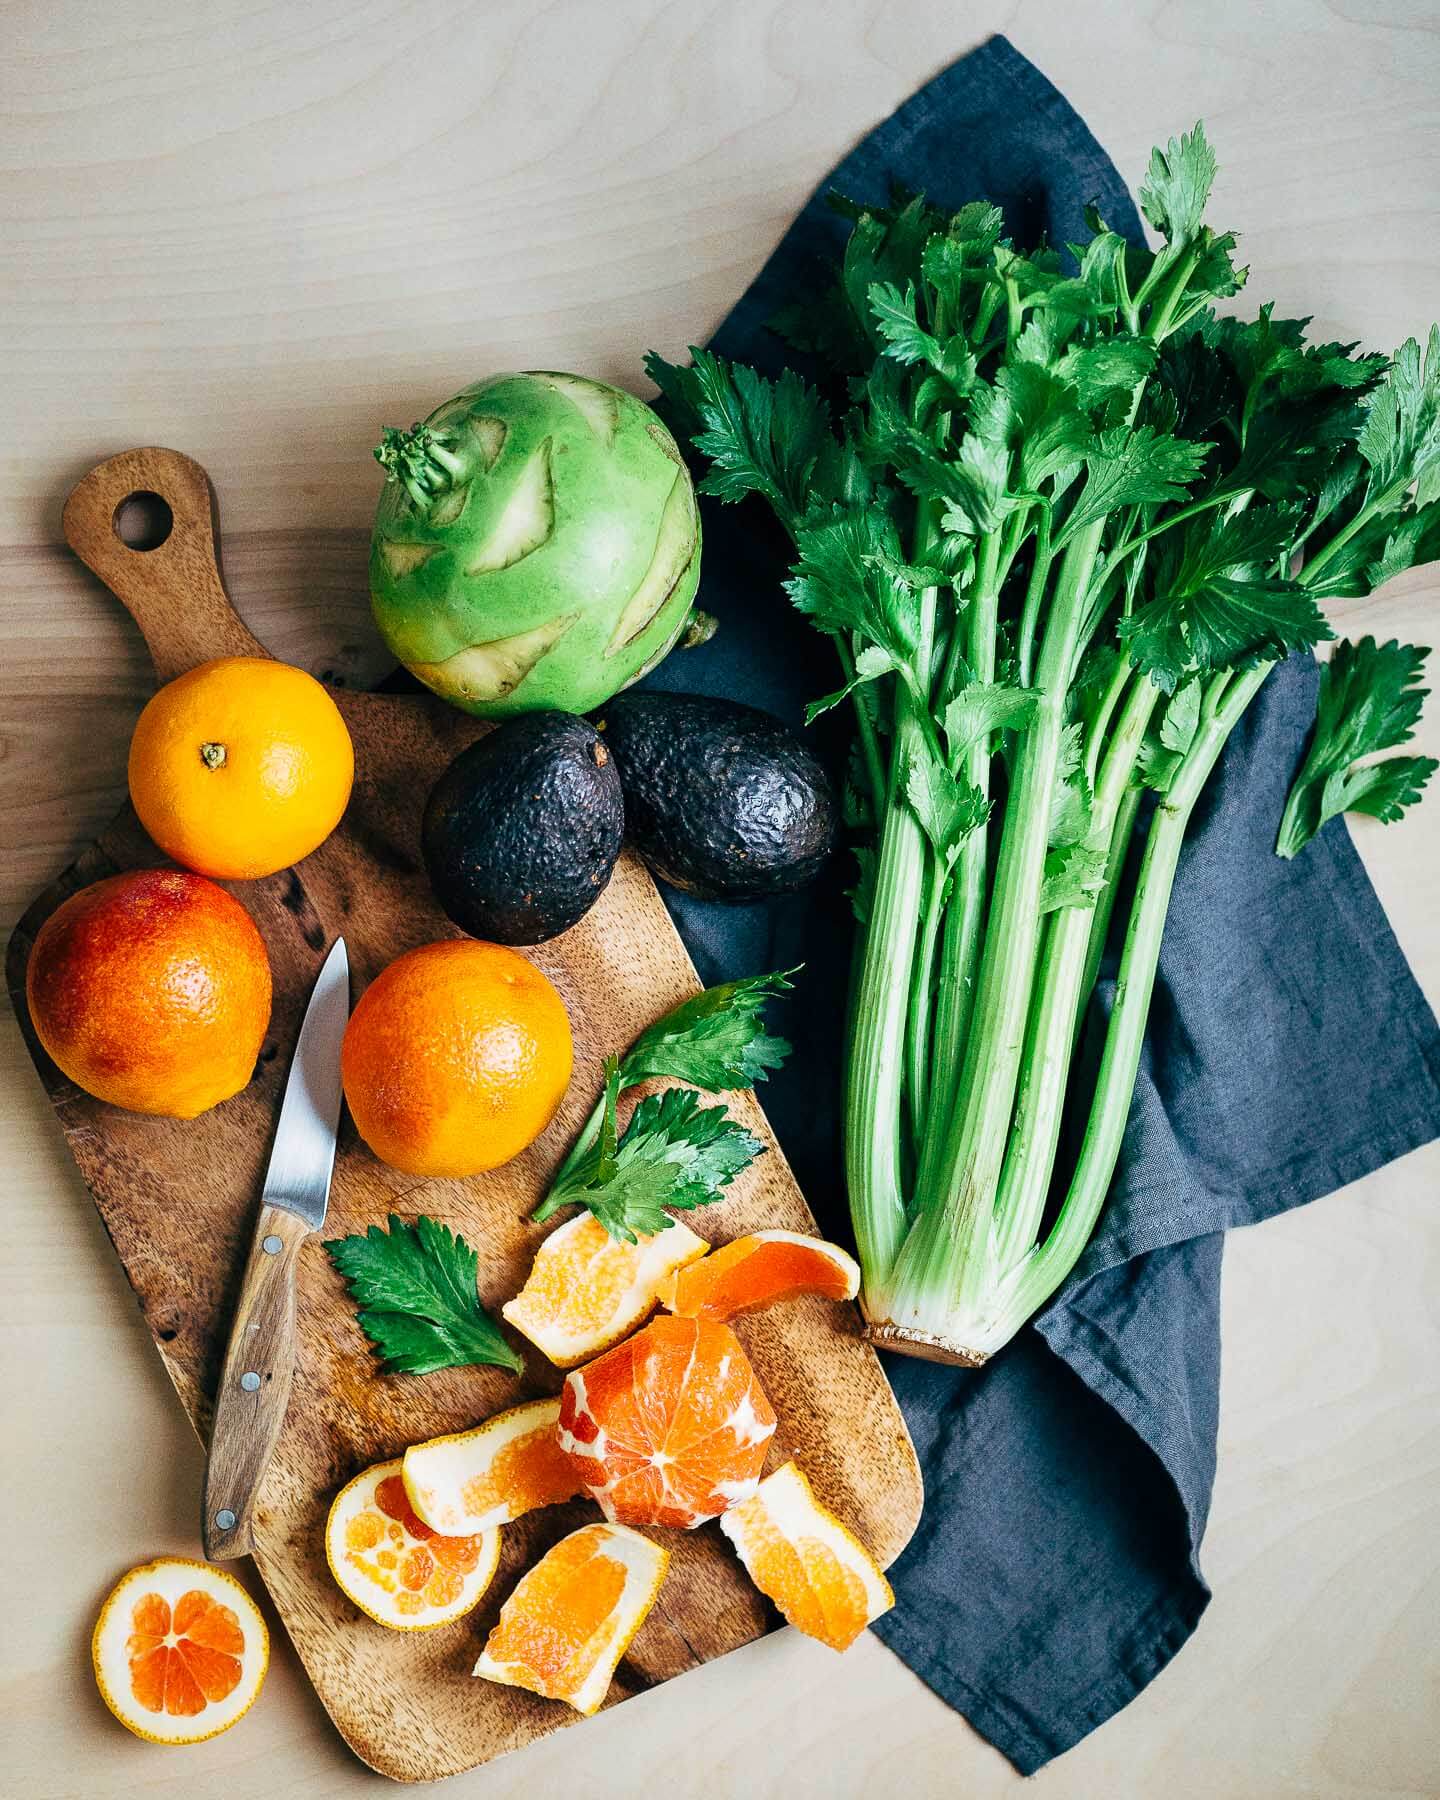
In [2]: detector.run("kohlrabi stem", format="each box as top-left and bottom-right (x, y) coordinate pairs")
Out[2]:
(878, 520), (1107, 1335)
(990, 671), (1160, 1272)
(998, 658), (1272, 1327)
(374, 424), (467, 512)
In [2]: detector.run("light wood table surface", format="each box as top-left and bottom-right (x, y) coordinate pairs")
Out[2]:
(4, 4), (1438, 1796)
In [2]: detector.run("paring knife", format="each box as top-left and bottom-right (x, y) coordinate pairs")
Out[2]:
(203, 936), (350, 1561)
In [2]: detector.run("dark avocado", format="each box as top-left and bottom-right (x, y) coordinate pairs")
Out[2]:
(422, 712), (624, 945)
(593, 691), (835, 901)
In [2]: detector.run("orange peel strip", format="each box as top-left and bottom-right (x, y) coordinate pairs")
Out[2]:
(656, 1229), (860, 1322)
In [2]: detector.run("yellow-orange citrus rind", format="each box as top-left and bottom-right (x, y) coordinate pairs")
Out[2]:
(472, 1521), (669, 1715)
(503, 1211), (710, 1367)
(718, 1460), (893, 1652)
(91, 1556), (269, 1745)
(324, 1457), (501, 1631)
(402, 1397), (582, 1534)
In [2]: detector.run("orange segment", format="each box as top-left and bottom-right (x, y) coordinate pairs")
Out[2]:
(92, 1558), (269, 1745)
(503, 1212), (710, 1367)
(656, 1230), (860, 1322)
(718, 1461), (893, 1652)
(473, 1522), (668, 1715)
(402, 1397), (583, 1534)
(557, 1314), (776, 1529)
(324, 1457), (501, 1630)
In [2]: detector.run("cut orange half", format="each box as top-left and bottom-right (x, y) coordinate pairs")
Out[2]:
(325, 1457), (501, 1630)
(502, 1211), (710, 1367)
(558, 1314), (776, 1529)
(402, 1397), (582, 1534)
(718, 1461), (893, 1651)
(656, 1229), (860, 1322)
(472, 1521), (668, 1715)
(92, 1557), (269, 1744)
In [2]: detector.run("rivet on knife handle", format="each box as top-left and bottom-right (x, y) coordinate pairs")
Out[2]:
(202, 1203), (310, 1559)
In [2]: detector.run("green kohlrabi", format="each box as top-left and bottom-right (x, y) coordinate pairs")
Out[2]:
(371, 372), (704, 716)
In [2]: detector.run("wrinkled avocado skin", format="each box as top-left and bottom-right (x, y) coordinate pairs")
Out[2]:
(595, 692), (835, 901)
(422, 713), (624, 944)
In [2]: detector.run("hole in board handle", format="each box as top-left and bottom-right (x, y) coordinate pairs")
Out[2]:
(112, 491), (174, 552)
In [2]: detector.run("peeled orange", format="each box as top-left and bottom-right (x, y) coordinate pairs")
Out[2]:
(656, 1229), (860, 1322)
(128, 656), (354, 880)
(502, 1212), (710, 1367)
(26, 869), (272, 1118)
(91, 1557), (268, 1744)
(719, 1461), (893, 1652)
(402, 1397), (581, 1535)
(341, 939), (573, 1178)
(558, 1314), (776, 1529)
(472, 1522), (668, 1716)
(325, 1458), (501, 1630)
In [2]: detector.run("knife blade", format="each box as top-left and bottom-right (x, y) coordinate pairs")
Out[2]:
(203, 937), (350, 1560)
(258, 935), (349, 1228)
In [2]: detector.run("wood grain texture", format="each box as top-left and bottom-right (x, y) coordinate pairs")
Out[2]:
(203, 1201), (312, 1562)
(5, 447), (921, 1782)
(2, 4), (1438, 1797)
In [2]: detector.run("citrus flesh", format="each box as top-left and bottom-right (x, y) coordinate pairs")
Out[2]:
(656, 1229), (860, 1322)
(25, 869), (272, 1118)
(91, 1557), (269, 1744)
(718, 1461), (893, 1652)
(128, 656), (354, 880)
(472, 1521), (668, 1715)
(502, 1212), (710, 1367)
(558, 1314), (776, 1529)
(402, 1397), (582, 1534)
(341, 939), (572, 1177)
(325, 1457), (501, 1630)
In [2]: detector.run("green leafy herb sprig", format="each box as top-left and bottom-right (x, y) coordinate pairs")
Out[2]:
(646, 123), (1439, 1364)
(324, 1215), (522, 1376)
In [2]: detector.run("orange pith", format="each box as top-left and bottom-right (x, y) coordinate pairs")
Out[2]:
(325, 1457), (501, 1630)
(126, 1588), (244, 1717)
(738, 1524), (869, 1649)
(128, 655), (354, 880)
(502, 1213), (710, 1366)
(718, 1461), (893, 1652)
(348, 1475), (489, 1617)
(658, 1231), (860, 1322)
(483, 1530), (627, 1695)
(341, 939), (573, 1178)
(92, 1558), (269, 1744)
(25, 869), (272, 1118)
(460, 1424), (576, 1520)
(558, 1314), (777, 1529)
(472, 1522), (669, 1715)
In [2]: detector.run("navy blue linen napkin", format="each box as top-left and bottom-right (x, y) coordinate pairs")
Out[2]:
(638, 34), (1440, 1773)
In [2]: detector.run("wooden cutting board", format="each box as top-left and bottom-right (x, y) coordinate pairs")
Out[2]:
(6, 448), (923, 1784)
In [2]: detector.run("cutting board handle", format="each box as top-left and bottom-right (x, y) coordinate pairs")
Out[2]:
(63, 447), (271, 685)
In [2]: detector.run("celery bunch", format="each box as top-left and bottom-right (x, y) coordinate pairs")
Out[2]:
(648, 126), (1438, 1364)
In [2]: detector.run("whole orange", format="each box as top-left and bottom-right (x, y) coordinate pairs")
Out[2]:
(128, 657), (354, 880)
(26, 869), (273, 1118)
(342, 940), (573, 1178)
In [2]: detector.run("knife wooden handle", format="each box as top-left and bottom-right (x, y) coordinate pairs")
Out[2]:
(202, 1203), (311, 1560)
